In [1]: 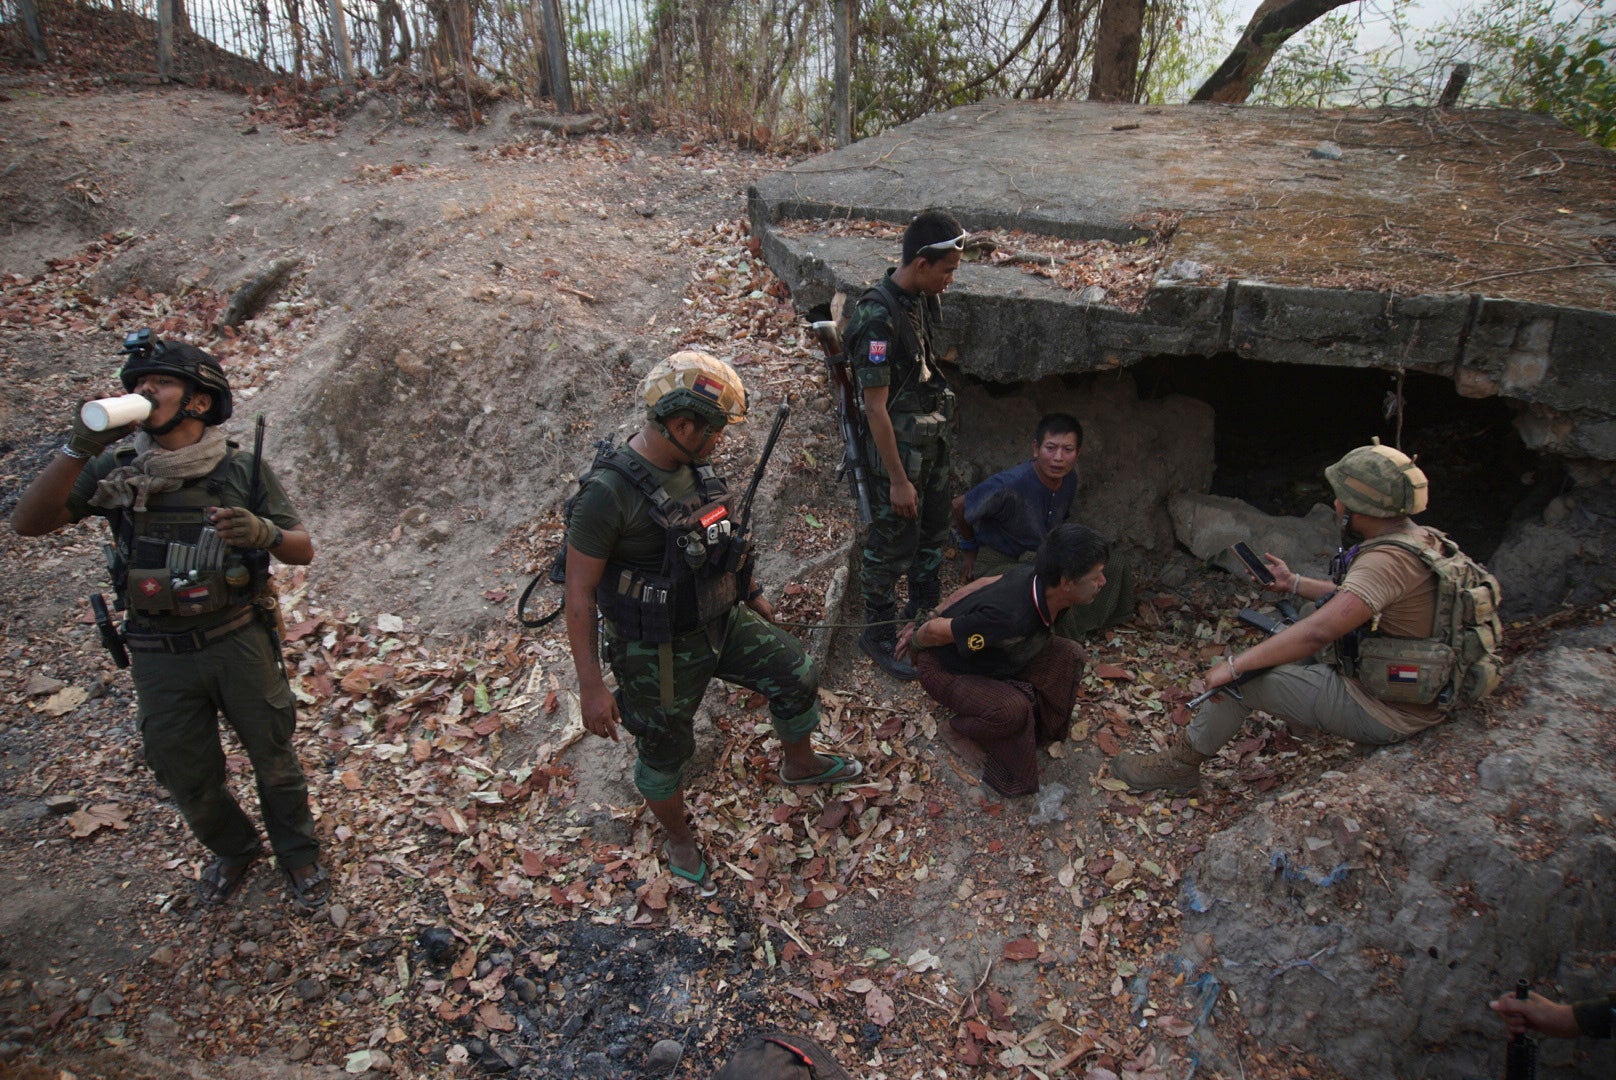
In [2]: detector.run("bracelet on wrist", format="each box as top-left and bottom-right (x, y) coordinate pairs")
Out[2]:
(1227, 655), (1239, 678)
(59, 442), (91, 460)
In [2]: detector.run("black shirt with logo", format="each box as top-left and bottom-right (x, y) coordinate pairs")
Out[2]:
(927, 564), (1053, 678)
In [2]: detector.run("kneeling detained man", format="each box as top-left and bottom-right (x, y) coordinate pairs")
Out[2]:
(564, 351), (864, 896)
(10, 331), (327, 910)
(1110, 440), (1503, 794)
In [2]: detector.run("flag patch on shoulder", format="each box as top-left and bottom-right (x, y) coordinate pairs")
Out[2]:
(868, 340), (887, 363)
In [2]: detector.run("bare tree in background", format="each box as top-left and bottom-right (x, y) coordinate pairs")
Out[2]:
(377, 0), (412, 67)
(1193, 0), (1360, 102)
(1088, 0), (1143, 100)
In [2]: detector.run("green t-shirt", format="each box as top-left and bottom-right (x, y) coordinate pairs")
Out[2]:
(68, 445), (302, 631)
(565, 446), (699, 573)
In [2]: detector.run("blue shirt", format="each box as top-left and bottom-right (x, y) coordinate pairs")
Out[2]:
(961, 460), (1076, 558)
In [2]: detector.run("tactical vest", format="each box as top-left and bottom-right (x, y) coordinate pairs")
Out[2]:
(856, 276), (955, 427)
(1332, 529), (1504, 709)
(105, 447), (258, 621)
(580, 446), (752, 643)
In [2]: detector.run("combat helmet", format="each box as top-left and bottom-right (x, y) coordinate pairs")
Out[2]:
(1325, 438), (1428, 518)
(118, 329), (233, 425)
(641, 350), (747, 428)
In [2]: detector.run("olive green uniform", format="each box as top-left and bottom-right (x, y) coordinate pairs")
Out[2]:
(844, 272), (954, 617)
(567, 447), (820, 801)
(68, 449), (318, 873)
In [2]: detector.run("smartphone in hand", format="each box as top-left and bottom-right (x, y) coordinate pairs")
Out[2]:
(1231, 541), (1275, 586)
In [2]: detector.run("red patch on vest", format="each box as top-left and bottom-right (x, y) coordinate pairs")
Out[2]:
(138, 578), (163, 597)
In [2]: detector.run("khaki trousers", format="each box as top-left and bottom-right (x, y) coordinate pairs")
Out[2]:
(1188, 662), (1404, 757)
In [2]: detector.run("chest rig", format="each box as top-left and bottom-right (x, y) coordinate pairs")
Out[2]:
(590, 446), (753, 643)
(857, 277), (955, 442)
(104, 448), (255, 620)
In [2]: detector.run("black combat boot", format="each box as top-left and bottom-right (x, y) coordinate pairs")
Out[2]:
(859, 602), (917, 681)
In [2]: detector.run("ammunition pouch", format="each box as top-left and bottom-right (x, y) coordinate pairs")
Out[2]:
(1345, 635), (1457, 706)
(889, 408), (951, 447)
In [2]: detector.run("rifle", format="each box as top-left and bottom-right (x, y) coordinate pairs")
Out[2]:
(90, 593), (128, 669)
(810, 320), (874, 526)
(1505, 980), (1537, 1080)
(737, 402), (790, 537)
(242, 415), (282, 646)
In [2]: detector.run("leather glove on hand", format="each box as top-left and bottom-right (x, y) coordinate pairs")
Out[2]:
(68, 402), (137, 458)
(210, 507), (281, 550)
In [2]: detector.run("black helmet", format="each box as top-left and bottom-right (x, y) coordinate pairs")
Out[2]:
(117, 329), (233, 425)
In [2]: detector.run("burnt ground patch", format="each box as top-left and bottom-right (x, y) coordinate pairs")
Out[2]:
(418, 911), (793, 1078)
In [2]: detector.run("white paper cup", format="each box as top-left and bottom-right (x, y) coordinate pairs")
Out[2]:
(81, 394), (152, 431)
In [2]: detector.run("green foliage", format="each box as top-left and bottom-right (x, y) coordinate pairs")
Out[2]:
(1249, 0), (1616, 147)
(1139, 0), (1241, 102)
(852, 0), (991, 134)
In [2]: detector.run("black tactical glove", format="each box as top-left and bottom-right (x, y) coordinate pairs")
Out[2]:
(67, 402), (137, 459)
(210, 507), (281, 550)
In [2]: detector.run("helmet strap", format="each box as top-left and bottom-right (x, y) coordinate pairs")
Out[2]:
(144, 388), (208, 436)
(653, 415), (718, 465)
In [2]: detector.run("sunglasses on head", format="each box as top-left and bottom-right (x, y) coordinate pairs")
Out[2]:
(917, 231), (969, 256)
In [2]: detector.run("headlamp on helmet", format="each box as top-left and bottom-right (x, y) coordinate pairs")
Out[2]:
(641, 350), (748, 429)
(1325, 438), (1429, 518)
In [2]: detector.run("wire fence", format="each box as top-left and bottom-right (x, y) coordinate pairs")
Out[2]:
(1, 0), (1143, 142)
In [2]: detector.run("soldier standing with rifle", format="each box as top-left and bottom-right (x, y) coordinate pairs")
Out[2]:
(563, 351), (864, 897)
(11, 331), (327, 911)
(840, 209), (966, 681)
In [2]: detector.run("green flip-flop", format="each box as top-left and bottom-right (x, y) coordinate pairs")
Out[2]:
(780, 753), (865, 787)
(662, 841), (718, 898)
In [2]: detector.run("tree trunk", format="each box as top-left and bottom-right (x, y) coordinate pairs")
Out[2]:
(427, 0), (475, 76)
(326, 0), (354, 86)
(377, 0), (411, 66)
(16, 0), (48, 63)
(1192, 0), (1359, 103)
(1087, 0), (1143, 102)
(156, 0), (175, 81)
(538, 0), (573, 112)
(832, 0), (852, 145)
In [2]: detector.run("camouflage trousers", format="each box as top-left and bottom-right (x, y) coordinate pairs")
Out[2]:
(606, 604), (820, 801)
(860, 430), (952, 615)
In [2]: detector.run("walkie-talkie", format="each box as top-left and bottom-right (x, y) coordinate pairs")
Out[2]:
(1505, 980), (1537, 1080)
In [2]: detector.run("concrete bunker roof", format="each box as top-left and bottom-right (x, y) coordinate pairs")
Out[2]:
(751, 101), (1616, 460)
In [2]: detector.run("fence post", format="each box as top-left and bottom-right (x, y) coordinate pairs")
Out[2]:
(156, 0), (174, 81)
(17, 0), (48, 63)
(832, 0), (852, 146)
(326, 0), (355, 88)
(538, 0), (574, 112)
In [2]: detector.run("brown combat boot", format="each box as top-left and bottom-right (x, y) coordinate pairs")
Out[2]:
(1110, 731), (1211, 795)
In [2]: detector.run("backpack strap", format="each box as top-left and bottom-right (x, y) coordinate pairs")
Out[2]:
(592, 445), (726, 522)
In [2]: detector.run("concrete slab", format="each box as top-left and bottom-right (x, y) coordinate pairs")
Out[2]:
(752, 100), (1616, 459)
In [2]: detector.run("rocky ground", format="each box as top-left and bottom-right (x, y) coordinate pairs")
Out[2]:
(1, 29), (1614, 1080)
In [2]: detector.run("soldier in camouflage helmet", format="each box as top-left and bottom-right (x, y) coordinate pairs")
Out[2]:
(842, 209), (966, 680)
(564, 351), (864, 896)
(1110, 439), (1501, 795)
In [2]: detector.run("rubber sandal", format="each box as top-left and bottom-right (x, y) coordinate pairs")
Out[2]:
(780, 753), (864, 787)
(196, 853), (259, 907)
(284, 862), (332, 912)
(661, 841), (718, 898)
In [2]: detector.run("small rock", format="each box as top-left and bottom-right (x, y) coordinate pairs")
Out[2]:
(1159, 259), (1207, 283)
(329, 904), (350, 930)
(289, 1037), (313, 1061)
(263, 960), (287, 982)
(647, 1039), (684, 1073)
(394, 349), (429, 378)
(42, 794), (79, 815)
(1310, 140), (1344, 160)
(295, 978), (326, 1002)
(426, 520), (454, 544)
(24, 673), (64, 696)
(367, 1050), (392, 1072)
(1479, 751), (1533, 792)
(512, 976), (539, 1003)
(87, 991), (115, 1018)
(418, 926), (457, 965)
(211, 942), (233, 961)
(145, 1010), (180, 1042)
(148, 945), (177, 966)
(237, 940), (260, 957)
(1077, 285), (1107, 304)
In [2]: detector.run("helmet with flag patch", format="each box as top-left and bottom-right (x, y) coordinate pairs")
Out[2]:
(641, 350), (747, 428)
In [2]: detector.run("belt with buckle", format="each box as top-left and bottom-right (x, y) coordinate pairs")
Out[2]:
(124, 606), (256, 655)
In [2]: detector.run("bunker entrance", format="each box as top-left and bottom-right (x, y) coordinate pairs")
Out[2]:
(1131, 355), (1545, 562)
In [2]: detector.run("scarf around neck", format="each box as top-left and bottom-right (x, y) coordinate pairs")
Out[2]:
(88, 427), (230, 512)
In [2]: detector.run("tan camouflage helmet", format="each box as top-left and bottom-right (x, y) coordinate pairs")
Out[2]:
(641, 350), (748, 427)
(1325, 438), (1429, 517)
